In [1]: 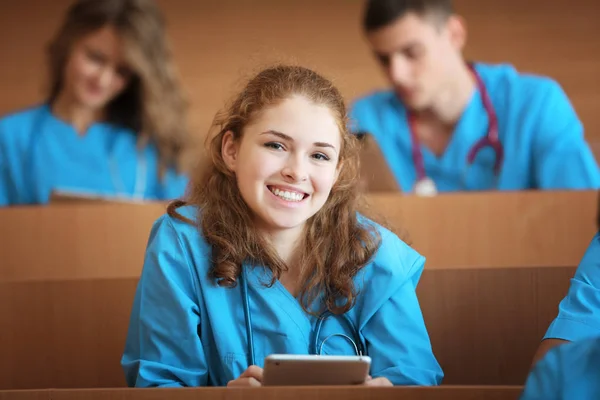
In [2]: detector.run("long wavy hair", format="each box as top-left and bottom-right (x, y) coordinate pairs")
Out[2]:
(169, 65), (383, 315)
(47, 0), (189, 174)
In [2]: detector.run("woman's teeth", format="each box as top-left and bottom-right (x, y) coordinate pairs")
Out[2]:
(270, 187), (304, 202)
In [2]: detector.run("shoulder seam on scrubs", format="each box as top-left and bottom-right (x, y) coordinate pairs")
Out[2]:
(163, 215), (202, 307)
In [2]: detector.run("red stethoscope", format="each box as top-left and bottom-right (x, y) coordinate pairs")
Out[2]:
(408, 63), (504, 196)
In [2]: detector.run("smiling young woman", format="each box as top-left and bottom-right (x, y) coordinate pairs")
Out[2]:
(121, 64), (444, 388)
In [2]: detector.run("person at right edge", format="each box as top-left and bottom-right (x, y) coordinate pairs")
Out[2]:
(520, 193), (600, 399)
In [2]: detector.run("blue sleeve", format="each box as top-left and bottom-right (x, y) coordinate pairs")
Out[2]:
(159, 169), (189, 201)
(121, 214), (208, 387)
(544, 233), (600, 341)
(520, 345), (562, 400)
(360, 231), (443, 386)
(348, 98), (377, 135)
(0, 142), (8, 206)
(532, 81), (600, 189)
(0, 122), (12, 206)
(521, 337), (600, 400)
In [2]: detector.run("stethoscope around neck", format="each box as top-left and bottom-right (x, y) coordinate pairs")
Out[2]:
(29, 103), (148, 201)
(409, 63), (505, 196)
(239, 266), (366, 366)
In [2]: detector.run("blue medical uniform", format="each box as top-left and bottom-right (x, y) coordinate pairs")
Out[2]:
(349, 62), (600, 192)
(121, 206), (443, 387)
(0, 104), (188, 206)
(543, 233), (600, 342)
(520, 336), (600, 399)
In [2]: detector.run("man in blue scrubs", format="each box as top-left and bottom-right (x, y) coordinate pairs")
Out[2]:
(351, 0), (600, 194)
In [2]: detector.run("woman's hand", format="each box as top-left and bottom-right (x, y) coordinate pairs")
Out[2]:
(364, 375), (393, 386)
(227, 365), (264, 387)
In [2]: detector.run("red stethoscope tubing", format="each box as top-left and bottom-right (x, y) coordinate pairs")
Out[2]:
(408, 63), (504, 185)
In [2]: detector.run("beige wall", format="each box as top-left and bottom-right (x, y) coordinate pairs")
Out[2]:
(0, 0), (599, 142)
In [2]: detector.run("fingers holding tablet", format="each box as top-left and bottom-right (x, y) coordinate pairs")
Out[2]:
(227, 365), (264, 387)
(364, 376), (393, 386)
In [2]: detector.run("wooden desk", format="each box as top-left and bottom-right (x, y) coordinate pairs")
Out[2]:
(0, 386), (523, 400)
(0, 191), (596, 389)
(365, 190), (598, 269)
(1, 190), (596, 282)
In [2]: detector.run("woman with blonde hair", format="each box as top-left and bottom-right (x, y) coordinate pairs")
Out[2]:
(0, 0), (191, 205)
(121, 64), (443, 387)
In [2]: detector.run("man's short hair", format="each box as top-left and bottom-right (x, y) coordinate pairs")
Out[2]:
(363, 0), (454, 32)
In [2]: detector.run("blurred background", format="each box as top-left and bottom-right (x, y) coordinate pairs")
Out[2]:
(2, 0), (599, 150)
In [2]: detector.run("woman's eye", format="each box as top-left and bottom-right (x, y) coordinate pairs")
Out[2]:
(312, 153), (330, 161)
(86, 51), (105, 64)
(265, 142), (284, 150)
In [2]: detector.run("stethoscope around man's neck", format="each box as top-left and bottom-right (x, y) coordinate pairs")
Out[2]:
(408, 62), (504, 196)
(30, 103), (148, 200)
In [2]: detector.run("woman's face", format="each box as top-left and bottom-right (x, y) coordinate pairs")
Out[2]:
(61, 25), (133, 110)
(222, 95), (342, 236)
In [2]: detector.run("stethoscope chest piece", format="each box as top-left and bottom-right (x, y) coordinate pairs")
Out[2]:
(413, 177), (438, 197)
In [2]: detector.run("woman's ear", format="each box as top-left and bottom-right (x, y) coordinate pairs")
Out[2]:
(221, 130), (239, 172)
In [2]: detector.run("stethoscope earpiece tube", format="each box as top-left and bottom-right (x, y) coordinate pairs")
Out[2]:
(240, 268), (255, 366)
(241, 274), (366, 368)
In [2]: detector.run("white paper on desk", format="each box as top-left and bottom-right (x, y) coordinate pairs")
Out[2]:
(49, 189), (151, 205)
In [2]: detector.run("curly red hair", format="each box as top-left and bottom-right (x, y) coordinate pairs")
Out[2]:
(169, 65), (382, 315)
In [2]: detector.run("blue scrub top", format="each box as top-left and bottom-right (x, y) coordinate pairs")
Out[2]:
(0, 104), (189, 206)
(520, 336), (600, 399)
(544, 232), (600, 342)
(121, 206), (444, 387)
(349, 62), (600, 192)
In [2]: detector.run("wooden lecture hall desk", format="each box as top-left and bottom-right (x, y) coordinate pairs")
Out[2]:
(0, 386), (524, 400)
(0, 190), (597, 390)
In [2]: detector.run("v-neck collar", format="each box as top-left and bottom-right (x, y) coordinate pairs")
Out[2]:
(392, 86), (481, 160)
(246, 265), (313, 344)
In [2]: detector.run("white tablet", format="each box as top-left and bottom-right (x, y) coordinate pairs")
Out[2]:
(262, 354), (371, 386)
